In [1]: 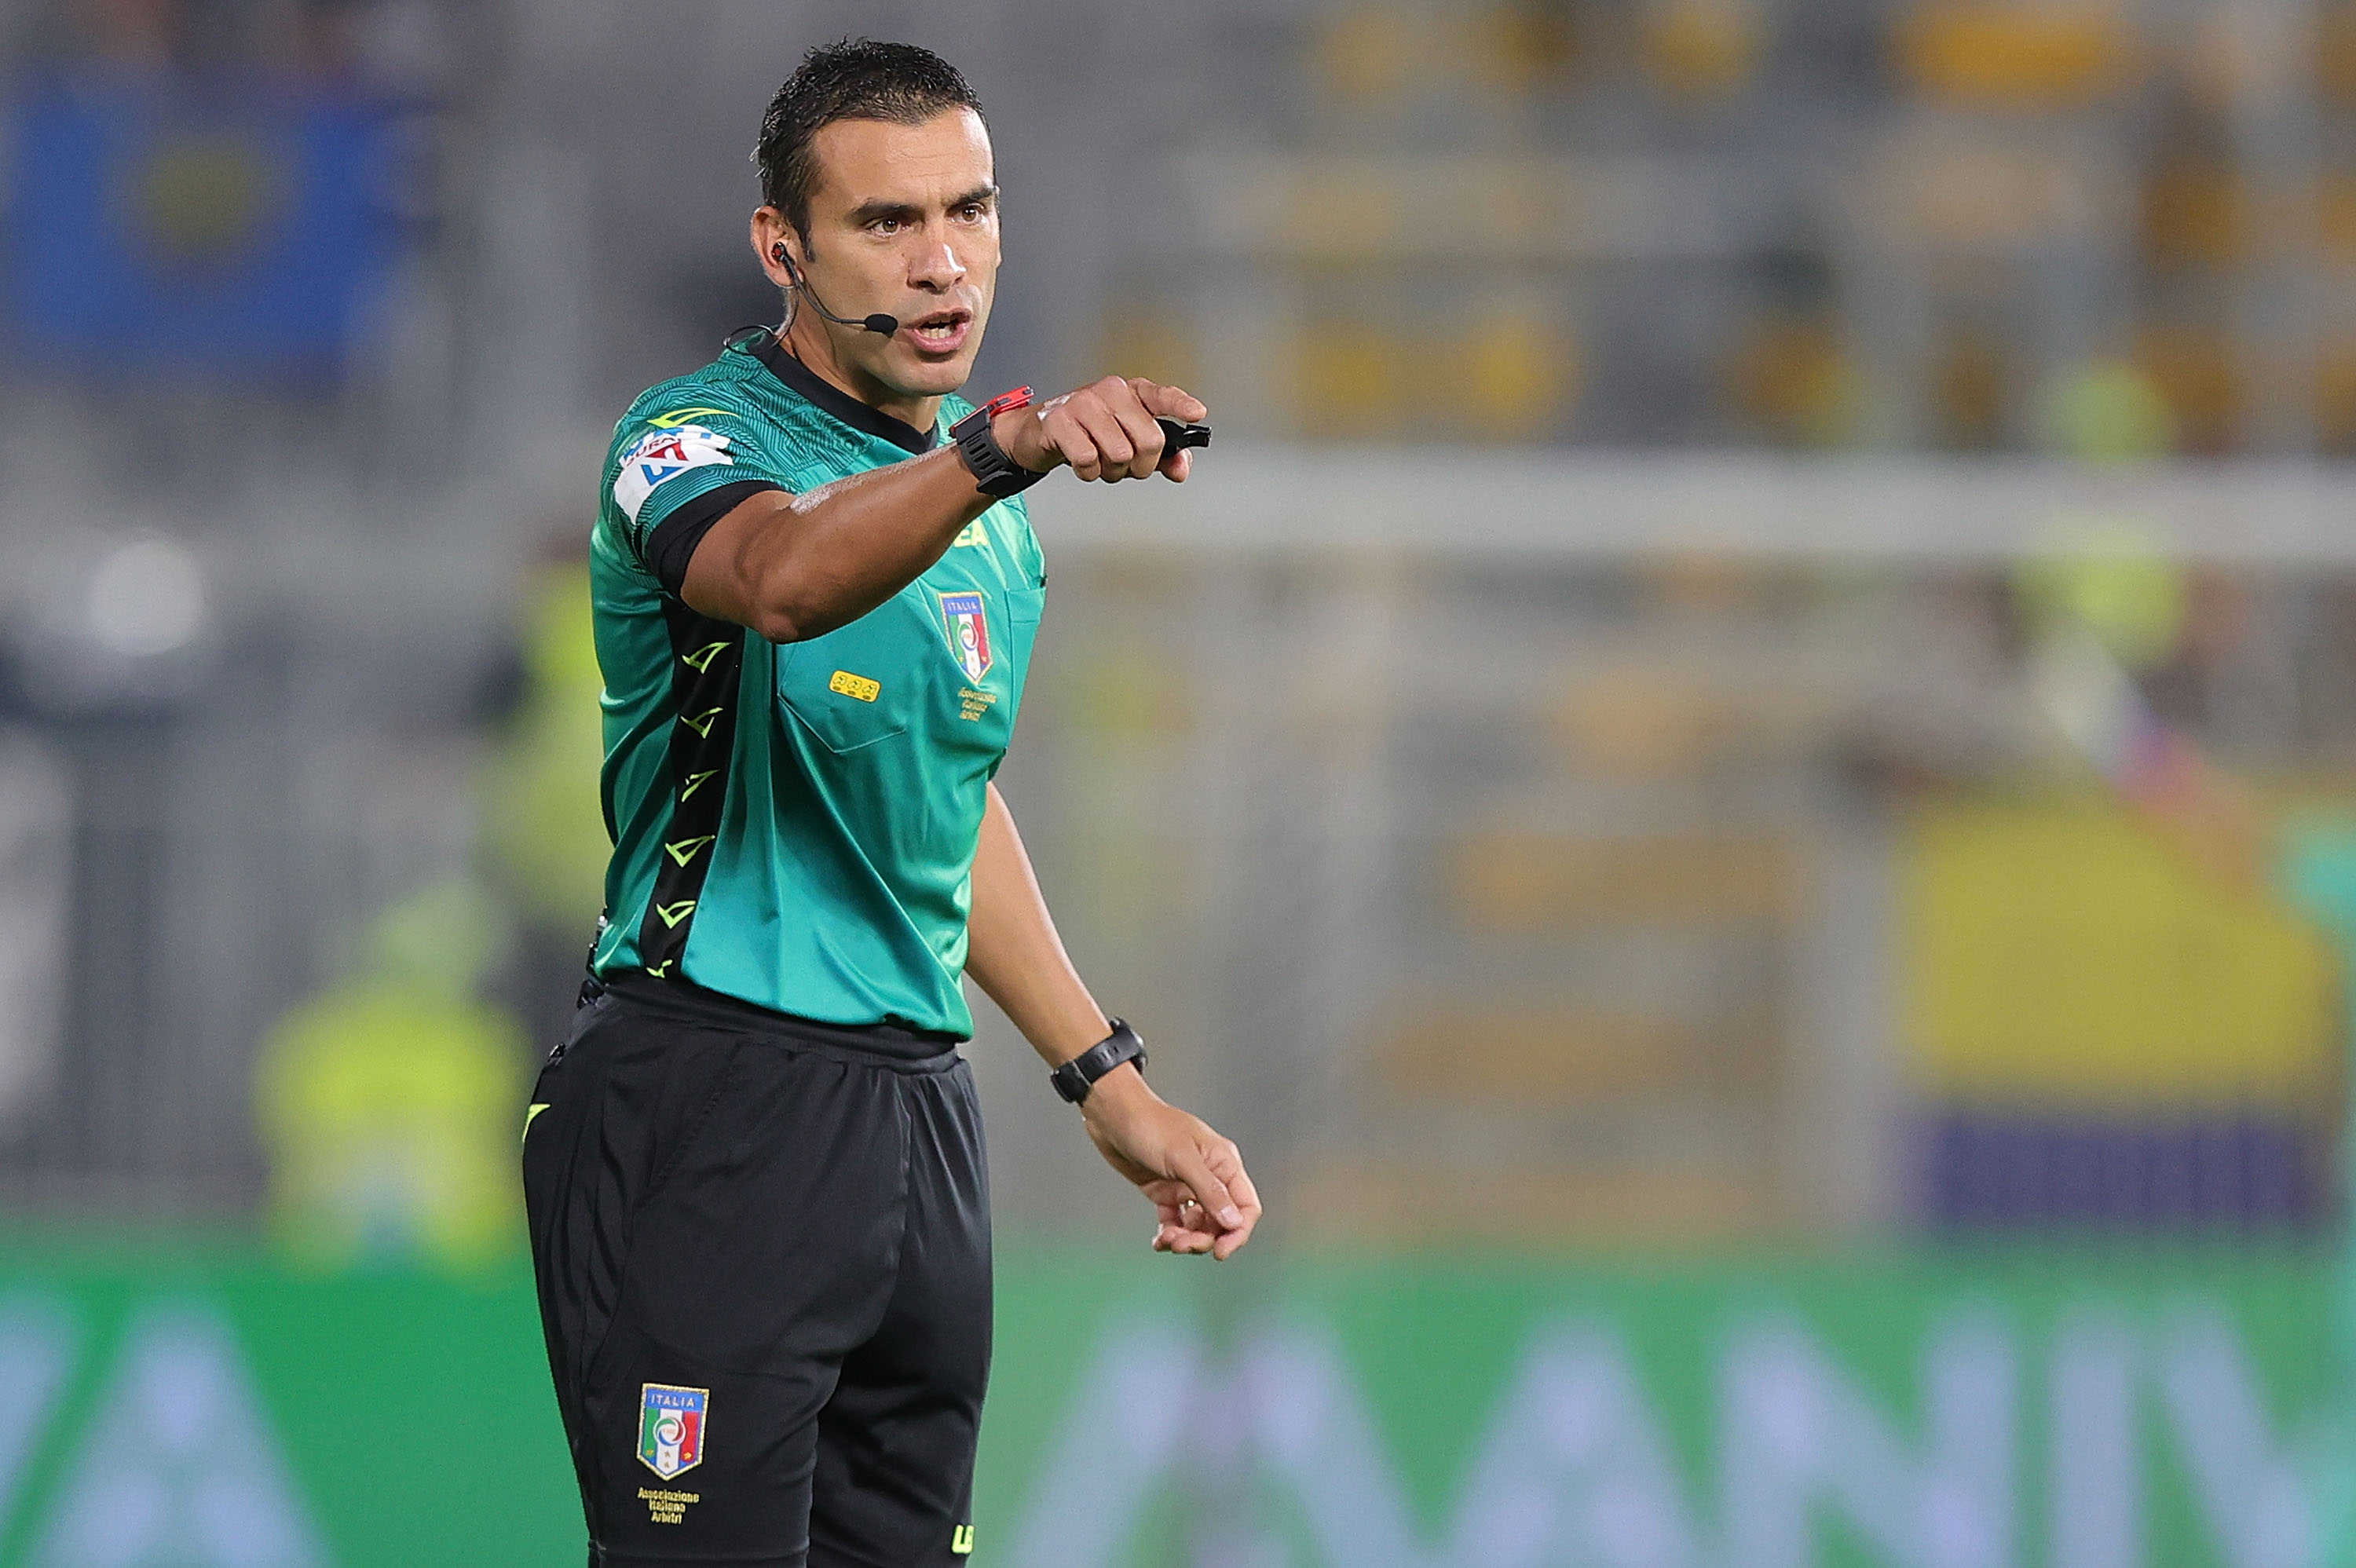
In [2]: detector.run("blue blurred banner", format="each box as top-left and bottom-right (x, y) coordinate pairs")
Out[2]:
(5, 77), (408, 377)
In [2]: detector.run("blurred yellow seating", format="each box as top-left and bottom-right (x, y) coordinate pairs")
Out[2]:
(1553, 671), (1731, 774)
(1897, 2), (2135, 107)
(1473, 1), (1580, 93)
(1552, 665), (1831, 775)
(2316, 346), (2356, 454)
(2143, 163), (2246, 267)
(1725, 317), (1860, 446)
(1294, 316), (1579, 440)
(1443, 313), (1579, 440)
(1315, 6), (1418, 103)
(1647, 0), (1765, 101)
(2323, 9), (2356, 103)
(1932, 327), (2010, 449)
(1323, 3), (1586, 105)
(1376, 1007), (1776, 1099)
(2320, 174), (2356, 261)
(1450, 833), (1796, 928)
(2134, 327), (2239, 455)
(1179, 150), (1760, 263)
(1297, 328), (1412, 436)
(1901, 795), (2336, 1113)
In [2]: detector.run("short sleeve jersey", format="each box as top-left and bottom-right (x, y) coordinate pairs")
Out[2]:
(586, 331), (1047, 1037)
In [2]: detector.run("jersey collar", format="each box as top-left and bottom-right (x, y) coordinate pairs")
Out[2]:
(745, 330), (938, 455)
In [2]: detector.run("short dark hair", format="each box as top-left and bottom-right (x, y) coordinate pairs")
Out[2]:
(755, 39), (985, 245)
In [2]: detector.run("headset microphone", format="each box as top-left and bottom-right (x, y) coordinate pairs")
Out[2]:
(774, 246), (899, 337)
(765, 245), (1212, 455)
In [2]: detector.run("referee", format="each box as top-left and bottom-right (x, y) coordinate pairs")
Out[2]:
(521, 38), (1261, 1568)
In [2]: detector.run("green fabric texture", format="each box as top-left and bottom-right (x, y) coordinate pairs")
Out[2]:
(587, 340), (1046, 1036)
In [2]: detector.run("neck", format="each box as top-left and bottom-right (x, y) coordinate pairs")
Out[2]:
(782, 315), (942, 433)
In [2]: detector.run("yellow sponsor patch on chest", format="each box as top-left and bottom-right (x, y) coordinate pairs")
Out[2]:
(829, 671), (881, 703)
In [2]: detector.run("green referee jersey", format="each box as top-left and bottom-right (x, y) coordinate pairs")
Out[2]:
(585, 331), (1046, 1037)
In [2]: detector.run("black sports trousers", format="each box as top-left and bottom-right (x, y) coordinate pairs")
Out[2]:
(521, 972), (992, 1568)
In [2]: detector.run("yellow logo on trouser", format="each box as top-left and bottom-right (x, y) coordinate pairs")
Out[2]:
(952, 1524), (975, 1555)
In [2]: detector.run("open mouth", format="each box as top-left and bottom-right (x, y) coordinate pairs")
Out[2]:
(905, 309), (972, 350)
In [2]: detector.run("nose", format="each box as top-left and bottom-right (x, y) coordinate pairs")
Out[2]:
(908, 232), (965, 294)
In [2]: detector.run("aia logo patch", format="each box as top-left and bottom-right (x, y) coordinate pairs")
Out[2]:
(638, 1383), (708, 1478)
(938, 591), (992, 682)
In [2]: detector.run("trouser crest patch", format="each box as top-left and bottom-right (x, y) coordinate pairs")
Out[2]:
(638, 1383), (708, 1479)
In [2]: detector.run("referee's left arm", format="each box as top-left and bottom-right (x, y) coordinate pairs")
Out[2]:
(966, 784), (1263, 1259)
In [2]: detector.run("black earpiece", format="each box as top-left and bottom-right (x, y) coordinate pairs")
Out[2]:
(770, 243), (898, 337)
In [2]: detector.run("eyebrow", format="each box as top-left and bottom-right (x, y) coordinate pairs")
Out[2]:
(845, 185), (999, 228)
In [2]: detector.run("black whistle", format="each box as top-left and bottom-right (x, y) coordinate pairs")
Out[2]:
(1155, 418), (1212, 451)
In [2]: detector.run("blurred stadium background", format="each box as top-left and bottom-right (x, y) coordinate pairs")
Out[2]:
(0, 0), (2347, 1562)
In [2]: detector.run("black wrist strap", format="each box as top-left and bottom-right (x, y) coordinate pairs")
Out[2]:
(1051, 1019), (1147, 1104)
(951, 392), (1048, 499)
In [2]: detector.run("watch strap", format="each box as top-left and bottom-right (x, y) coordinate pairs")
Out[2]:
(1051, 1019), (1147, 1104)
(951, 387), (1047, 499)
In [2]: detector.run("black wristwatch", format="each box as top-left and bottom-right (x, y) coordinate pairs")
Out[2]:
(951, 386), (1048, 499)
(1051, 1019), (1147, 1105)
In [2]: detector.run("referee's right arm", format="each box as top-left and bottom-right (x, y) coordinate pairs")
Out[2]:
(681, 375), (1203, 642)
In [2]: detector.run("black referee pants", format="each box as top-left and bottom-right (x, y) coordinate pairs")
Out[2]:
(521, 973), (992, 1568)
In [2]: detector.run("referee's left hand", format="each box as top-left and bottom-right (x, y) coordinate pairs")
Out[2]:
(1078, 1069), (1261, 1259)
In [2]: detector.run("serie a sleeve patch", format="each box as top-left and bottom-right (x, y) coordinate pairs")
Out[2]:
(613, 424), (736, 524)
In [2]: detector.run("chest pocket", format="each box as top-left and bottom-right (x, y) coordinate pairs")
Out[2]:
(773, 596), (928, 754)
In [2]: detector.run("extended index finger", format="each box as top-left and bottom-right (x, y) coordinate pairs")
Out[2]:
(1130, 378), (1208, 424)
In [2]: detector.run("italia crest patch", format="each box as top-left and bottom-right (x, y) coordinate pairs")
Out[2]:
(939, 592), (992, 682)
(638, 1383), (708, 1479)
(613, 425), (734, 523)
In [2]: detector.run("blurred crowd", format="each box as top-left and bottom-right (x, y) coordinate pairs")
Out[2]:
(0, 0), (2351, 1267)
(1114, 0), (2356, 453)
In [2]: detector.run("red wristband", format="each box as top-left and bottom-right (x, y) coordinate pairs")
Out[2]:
(979, 386), (1033, 419)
